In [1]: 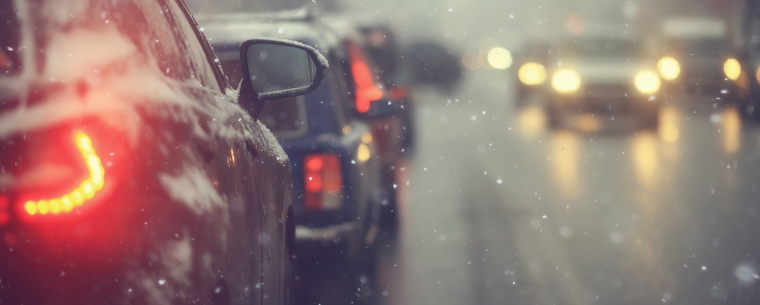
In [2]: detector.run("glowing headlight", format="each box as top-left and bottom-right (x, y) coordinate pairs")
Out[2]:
(657, 57), (680, 81)
(634, 71), (660, 94)
(518, 63), (546, 85)
(487, 47), (513, 69)
(552, 69), (581, 92)
(724, 58), (741, 81)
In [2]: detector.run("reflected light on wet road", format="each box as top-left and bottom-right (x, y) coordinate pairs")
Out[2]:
(658, 105), (680, 143)
(631, 133), (659, 189)
(549, 131), (581, 200)
(575, 114), (600, 133)
(517, 106), (546, 137)
(721, 107), (741, 154)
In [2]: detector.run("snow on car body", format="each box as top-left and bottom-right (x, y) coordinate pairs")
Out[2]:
(200, 11), (388, 303)
(0, 0), (325, 304)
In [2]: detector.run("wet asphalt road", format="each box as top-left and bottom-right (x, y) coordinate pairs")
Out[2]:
(374, 70), (760, 305)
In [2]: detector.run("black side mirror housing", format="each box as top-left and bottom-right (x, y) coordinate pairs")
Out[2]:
(237, 38), (328, 119)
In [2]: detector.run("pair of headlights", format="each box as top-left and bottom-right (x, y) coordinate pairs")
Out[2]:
(657, 56), (742, 82)
(518, 63), (661, 94)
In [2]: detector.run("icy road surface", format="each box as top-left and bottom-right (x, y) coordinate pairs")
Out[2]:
(373, 69), (760, 305)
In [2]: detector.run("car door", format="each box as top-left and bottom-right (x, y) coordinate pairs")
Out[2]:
(150, 0), (268, 303)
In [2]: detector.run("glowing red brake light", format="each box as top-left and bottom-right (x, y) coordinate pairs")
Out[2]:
(348, 43), (383, 113)
(23, 131), (105, 216)
(304, 154), (342, 211)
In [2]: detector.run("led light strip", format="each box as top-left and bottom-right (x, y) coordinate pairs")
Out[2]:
(24, 132), (105, 215)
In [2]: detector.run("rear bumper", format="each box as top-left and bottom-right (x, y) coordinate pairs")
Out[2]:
(550, 93), (657, 114)
(296, 222), (357, 242)
(295, 221), (368, 263)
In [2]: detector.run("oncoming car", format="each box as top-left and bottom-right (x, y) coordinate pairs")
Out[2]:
(546, 36), (661, 131)
(655, 17), (747, 101)
(0, 0), (326, 304)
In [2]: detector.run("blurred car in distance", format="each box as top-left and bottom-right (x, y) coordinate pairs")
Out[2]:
(201, 11), (391, 304)
(358, 23), (417, 158)
(514, 42), (552, 108)
(0, 0), (327, 304)
(742, 0), (760, 120)
(655, 17), (748, 101)
(546, 36), (661, 131)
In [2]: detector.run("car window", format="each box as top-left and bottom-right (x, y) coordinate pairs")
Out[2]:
(112, 0), (219, 90)
(258, 96), (308, 138)
(219, 56), (243, 87)
(562, 39), (642, 58)
(166, 0), (226, 90)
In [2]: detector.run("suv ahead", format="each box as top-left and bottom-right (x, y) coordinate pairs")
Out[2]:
(0, 0), (326, 304)
(201, 11), (394, 304)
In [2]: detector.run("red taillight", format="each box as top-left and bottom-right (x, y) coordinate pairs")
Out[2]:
(22, 131), (105, 217)
(348, 42), (383, 113)
(304, 154), (342, 211)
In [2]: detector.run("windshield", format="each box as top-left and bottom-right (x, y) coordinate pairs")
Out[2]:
(561, 39), (642, 59)
(668, 38), (729, 57)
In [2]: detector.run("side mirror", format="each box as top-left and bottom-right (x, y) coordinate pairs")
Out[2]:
(239, 38), (328, 100)
(365, 98), (400, 119)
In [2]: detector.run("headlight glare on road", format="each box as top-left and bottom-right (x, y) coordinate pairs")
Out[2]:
(551, 69), (581, 92)
(657, 57), (680, 81)
(724, 58), (741, 81)
(518, 63), (546, 85)
(634, 71), (660, 94)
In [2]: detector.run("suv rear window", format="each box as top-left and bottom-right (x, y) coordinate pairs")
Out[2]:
(258, 96), (308, 138)
(0, 1), (20, 75)
(563, 39), (642, 59)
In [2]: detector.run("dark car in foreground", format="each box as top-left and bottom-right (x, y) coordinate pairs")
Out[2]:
(546, 36), (661, 131)
(201, 11), (391, 304)
(0, 0), (327, 304)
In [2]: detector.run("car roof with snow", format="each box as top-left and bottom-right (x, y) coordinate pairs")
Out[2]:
(198, 9), (340, 54)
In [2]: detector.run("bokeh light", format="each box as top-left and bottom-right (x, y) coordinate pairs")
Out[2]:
(724, 58), (741, 81)
(518, 63), (546, 85)
(552, 69), (581, 92)
(634, 71), (660, 94)
(486, 47), (512, 69)
(657, 57), (680, 81)
(565, 14), (585, 35)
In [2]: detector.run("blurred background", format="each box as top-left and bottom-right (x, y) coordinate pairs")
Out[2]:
(192, 0), (760, 304)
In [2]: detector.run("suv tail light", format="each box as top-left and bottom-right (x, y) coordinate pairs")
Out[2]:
(303, 154), (342, 211)
(22, 132), (104, 216)
(347, 42), (383, 113)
